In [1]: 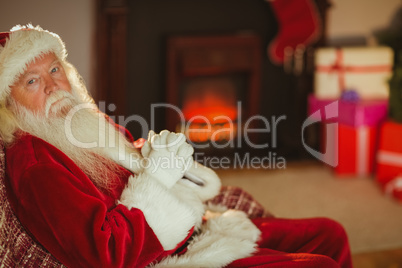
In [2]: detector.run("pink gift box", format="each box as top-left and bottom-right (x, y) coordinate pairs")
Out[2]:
(308, 94), (388, 127)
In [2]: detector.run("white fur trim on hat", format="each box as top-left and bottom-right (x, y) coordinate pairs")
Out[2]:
(0, 24), (67, 103)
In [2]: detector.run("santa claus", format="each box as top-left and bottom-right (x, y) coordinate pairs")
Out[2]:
(0, 25), (352, 267)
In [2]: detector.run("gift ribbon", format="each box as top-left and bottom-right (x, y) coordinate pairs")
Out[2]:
(384, 177), (402, 196)
(357, 127), (369, 176)
(377, 150), (402, 167)
(377, 151), (402, 198)
(316, 49), (392, 91)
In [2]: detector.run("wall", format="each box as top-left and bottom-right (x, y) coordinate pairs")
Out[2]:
(327, 0), (402, 43)
(0, 0), (95, 93)
(1, 0), (400, 97)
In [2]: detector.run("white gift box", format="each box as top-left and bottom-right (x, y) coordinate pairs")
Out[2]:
(314, 46), (394, 99)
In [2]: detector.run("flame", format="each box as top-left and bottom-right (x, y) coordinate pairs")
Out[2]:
(181, 122), (237, 143)
(180, 77), (237, 142)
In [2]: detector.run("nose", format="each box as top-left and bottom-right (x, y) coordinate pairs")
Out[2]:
(44, 74), (58, 95)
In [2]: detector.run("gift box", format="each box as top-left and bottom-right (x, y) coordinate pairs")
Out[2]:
(308, 95), (335, 122)
(308, 94), (388, 127)
(314, 46), (394, 100)
(376, 120), (402, 186)
(384, 177), (402, 203)
(334, 124), (378, 176)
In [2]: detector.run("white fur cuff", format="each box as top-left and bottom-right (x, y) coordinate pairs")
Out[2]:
(118, 174), (198, 251)
(180, 162), (221, 201)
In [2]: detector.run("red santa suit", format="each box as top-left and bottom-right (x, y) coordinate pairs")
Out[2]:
(5, 133), (352, 268)
(5, 133), (195, 267)
(1, 24), (352, 268)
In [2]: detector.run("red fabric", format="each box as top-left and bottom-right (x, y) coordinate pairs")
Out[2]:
(4, 134), (189, 267)
(4, 132), (352, 267)
(1, 140), (65, 267)
(227, 217), (352, 268)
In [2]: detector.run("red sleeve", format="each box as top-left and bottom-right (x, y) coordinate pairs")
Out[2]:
(9, 162), (165, 267)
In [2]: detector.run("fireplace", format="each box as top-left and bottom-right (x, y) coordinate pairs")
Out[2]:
(180, 76), (238, 143)
(96, 0), (331, 160)
(166, 34), (262, 151)
(166, 34), (262, 152)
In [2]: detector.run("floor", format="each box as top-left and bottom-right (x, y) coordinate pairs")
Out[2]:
(352, 248), (402, 268)
(214, 161), (402, 268)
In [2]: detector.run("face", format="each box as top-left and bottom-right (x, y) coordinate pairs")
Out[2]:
(9, 52), (72, 115)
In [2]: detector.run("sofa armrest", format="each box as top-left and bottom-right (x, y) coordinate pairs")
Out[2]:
(205, 185), (274, 219)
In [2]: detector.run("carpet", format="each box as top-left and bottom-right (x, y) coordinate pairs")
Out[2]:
(215, 161), (402, 254)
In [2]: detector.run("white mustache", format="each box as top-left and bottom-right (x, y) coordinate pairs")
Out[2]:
(45, 90), (74, 118)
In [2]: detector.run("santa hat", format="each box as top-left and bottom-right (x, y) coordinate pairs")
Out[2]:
(0, 24), (67, 104)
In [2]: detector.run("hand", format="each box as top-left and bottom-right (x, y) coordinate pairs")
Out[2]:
(203, 210), (261, 243)
(141, 130), (194, 188)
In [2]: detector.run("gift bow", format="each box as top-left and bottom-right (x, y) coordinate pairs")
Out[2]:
(384, 177), (402, 196)
(316, 49), (392, 91)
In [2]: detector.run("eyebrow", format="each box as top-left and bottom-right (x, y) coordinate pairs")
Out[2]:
(21, 71), (38, 79)
(21, 59), (61, 78)
(50, 59), (61, 66)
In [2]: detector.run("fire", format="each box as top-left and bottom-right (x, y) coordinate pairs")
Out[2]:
(182, 122), (237, 143)
(180, 77), (238, 143)
(182, 106), (237, 123)
(180, 104), (238, 143)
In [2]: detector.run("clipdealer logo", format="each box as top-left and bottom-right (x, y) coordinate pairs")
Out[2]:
(301, 101), (339, 167)
(63, 101), (339, 169)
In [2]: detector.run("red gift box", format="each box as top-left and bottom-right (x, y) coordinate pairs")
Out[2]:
(384, 177), (402, 203)
(328, 124), (378, 176)
(376, 121), (402, 186)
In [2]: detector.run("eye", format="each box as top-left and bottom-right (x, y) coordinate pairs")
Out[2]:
(27, 78), (36, 85)
(51, 67), (59, 73)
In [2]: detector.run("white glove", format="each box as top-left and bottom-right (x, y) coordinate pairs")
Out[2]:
(141, 130), (194, 188)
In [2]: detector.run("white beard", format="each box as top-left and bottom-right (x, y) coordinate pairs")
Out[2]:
(9, 88), (142, 191)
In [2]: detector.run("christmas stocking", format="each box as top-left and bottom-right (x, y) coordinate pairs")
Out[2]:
(268, 0), (321, 64)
